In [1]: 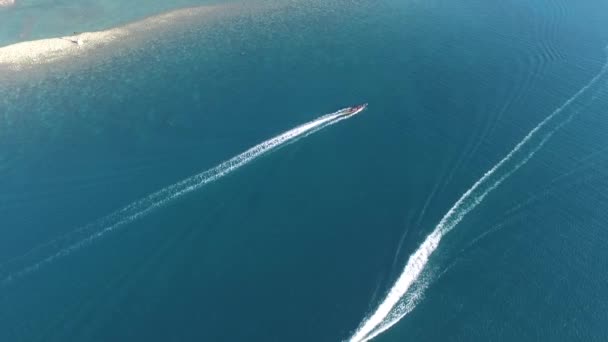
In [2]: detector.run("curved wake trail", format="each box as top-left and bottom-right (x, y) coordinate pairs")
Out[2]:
(0, 108), (356, 286)
(349, 50), (608, 342)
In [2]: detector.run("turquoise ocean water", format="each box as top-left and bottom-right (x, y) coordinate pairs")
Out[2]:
(2, 0), (608, 341)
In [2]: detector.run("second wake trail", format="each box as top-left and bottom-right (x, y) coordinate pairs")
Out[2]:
(348, 46), (608, 342)
(0, 105), (364, 286)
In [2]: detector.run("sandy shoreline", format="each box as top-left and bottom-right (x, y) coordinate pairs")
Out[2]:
(0, 5), (223, 70)
(0, 0), (15, 8)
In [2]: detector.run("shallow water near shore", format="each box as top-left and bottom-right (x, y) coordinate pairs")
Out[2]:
(2, 0), (608, 341)
(0, 0), (239, 46)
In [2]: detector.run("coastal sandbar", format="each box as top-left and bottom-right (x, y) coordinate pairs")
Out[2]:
(0, 0), (15, 8)
(0, 5), (224, 70)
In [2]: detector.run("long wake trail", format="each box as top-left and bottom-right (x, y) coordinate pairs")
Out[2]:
(0, 108), (357, 286)
(348, 49), (608, 342)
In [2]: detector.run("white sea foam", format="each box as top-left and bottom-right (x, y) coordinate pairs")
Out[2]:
(0, 108), (357, 286)
(348, 51), (608, 342)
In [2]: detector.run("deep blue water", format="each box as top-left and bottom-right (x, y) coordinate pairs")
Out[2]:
(2, 0), (608, 341)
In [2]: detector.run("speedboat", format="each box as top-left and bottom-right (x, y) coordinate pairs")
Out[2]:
(338, 103), (368, 117)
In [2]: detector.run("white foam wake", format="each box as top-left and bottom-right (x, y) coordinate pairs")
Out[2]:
(348, 51), (608, 342)
(0, 107), (357, 286)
